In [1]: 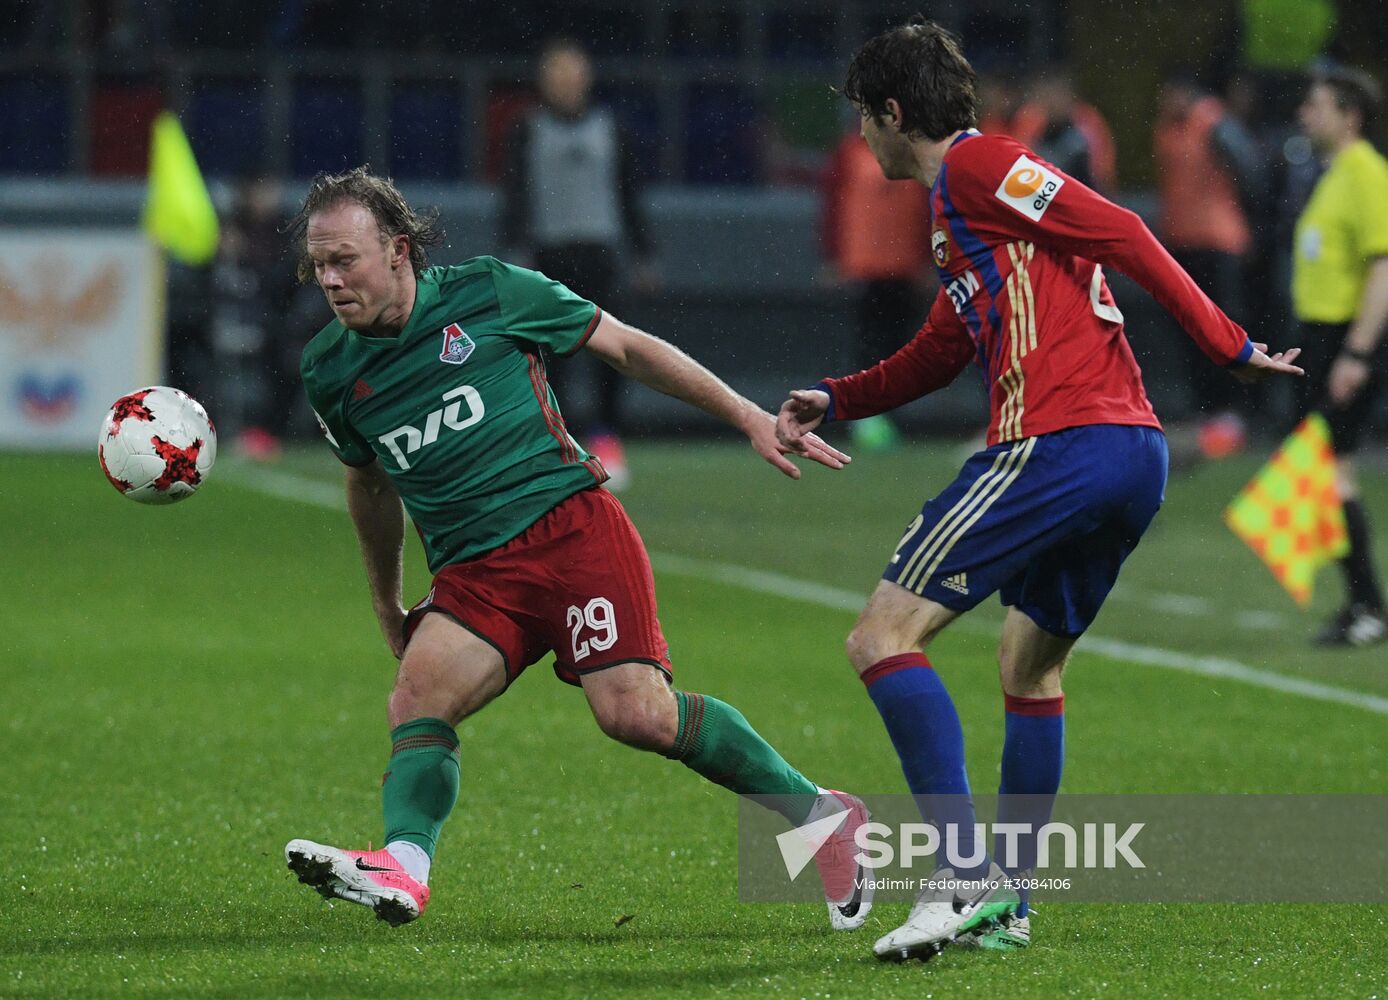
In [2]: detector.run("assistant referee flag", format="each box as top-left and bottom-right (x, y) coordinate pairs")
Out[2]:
(1224, 414), (1349, 607)
(142, 112), (219, 266)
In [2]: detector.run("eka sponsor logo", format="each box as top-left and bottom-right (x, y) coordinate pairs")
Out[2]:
(995, 154), (1065, 222)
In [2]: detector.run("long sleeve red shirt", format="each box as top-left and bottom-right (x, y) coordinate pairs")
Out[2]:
(821, 132), (1252, 445)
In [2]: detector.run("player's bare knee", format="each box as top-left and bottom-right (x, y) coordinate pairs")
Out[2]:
(998, 656), (1067, 699)
(596, 711), (662, 750)
(593, 692), (676, 751)
(998, 609), (1075, 698)
(1003, 672), (1064, 700)
(846, 621), (931, 674)
(584, 663), (678, 751)
(844, 627), (878, 674)
(388, 671), (455, 728)
(387, 643), (501, 728)
(846, 625), (899, 673)
(387, 680), (429, 729)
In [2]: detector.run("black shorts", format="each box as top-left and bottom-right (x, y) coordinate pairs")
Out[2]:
(1293, 321), (1381, 454)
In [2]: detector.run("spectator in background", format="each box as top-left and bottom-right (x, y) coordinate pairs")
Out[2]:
(1225, 71), (1298, 370)
(1011, 66), (1118, 192)
(1239, 0), (1338, 118)
(85, 0), (171, 52)
(976, 70), (1021, 137)
(820, 129), (933, 451)
(1290, 66), (1388, 646)
(1154, 71), (1263, 458)
(242, 179), (321, 445)
(164, 260), (214, 407)
(207, 178), (299, 459)
(500, 38), (656, 490)
(1272, 89), (1328, 324)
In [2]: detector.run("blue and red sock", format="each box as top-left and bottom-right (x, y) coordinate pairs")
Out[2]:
(995, 692), (1065, 917)
(862, 653), (987, 878)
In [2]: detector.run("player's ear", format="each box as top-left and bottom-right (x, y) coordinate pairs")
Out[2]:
(883, 98), (906, 132)
(389, 234), (410, 270)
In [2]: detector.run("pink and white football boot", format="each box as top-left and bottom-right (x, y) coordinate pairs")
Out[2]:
(285, 839), (429, 926)
(810, 790), (874, 931)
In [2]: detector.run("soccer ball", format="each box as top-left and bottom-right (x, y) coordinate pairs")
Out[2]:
(98, 386), (217, 505)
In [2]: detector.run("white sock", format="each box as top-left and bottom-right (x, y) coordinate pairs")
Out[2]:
(802, 786), (846, 826)
(385, 840), (432, 885)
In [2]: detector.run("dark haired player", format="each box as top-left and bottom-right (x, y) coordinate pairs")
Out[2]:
(777, 19), (1304, 959)
(282, 167), (873, 931)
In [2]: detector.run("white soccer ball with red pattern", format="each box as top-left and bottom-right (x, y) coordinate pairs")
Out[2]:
(98, 386), (217, 505)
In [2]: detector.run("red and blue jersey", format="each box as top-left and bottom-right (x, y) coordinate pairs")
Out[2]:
(820, 132), (1254, 445)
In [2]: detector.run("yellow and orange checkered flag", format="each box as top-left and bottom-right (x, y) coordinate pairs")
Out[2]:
(1224, 413), (1348, 607)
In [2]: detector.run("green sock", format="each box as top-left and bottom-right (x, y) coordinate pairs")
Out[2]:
(382, 717), (460, 858)
(664, 691), (818, 824)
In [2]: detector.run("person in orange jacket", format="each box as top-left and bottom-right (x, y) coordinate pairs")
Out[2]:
(821, 130), (934, 450)
(1154, 70), (1265, 458)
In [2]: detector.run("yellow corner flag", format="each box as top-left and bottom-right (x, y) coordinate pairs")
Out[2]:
(1224, 413), (1348, 607)
(142, 111), (219, 266)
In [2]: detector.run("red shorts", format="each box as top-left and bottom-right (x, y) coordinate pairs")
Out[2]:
(403, 487), (672, 687)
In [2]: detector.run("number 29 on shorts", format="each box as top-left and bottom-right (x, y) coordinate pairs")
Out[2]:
(567, 597), (618, 661)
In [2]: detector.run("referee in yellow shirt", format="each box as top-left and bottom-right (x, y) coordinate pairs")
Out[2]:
(1293, 66), (1388, 646)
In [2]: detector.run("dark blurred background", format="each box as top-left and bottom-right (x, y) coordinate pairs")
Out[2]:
(2, 0), (1385, 456)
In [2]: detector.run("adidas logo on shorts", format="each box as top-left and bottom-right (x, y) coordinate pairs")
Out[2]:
(940, 572), (970, 595)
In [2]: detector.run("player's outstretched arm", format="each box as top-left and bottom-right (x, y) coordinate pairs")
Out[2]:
(953, 142), (1265, 369)
(584, 311), (850, 479)
(344, 460), (409, 659)
(774, 290), (975, 452)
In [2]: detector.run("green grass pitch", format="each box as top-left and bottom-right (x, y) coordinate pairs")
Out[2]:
(3, 441), (1386, 997)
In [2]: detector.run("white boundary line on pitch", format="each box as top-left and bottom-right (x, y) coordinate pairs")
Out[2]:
(225, 463), (1388, 718)
(1106, 587), (1288, 632)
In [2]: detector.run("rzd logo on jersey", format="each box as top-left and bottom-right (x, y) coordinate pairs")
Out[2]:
(378, 385), (485, 470)
(994, 154), (1065, 222)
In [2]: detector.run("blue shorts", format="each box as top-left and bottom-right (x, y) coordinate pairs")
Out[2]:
(883, 425), (1168, 637)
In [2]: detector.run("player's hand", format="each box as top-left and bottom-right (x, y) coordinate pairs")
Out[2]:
(1231, 342), (1304, 384)
(1327, 353), (1371, 406)
(776, 389), (831, 453)
(743, 407), (849, 479)
(376, 604), (408, 659)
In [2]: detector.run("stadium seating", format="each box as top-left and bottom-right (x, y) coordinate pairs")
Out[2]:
(390, 82), (465, 181)
(292, 78), (365, 177)
(186, 80), (266, 178)
(0, 76), (70, 173)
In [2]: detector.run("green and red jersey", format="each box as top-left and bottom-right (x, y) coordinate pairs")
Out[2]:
(301, 257), (605, 571)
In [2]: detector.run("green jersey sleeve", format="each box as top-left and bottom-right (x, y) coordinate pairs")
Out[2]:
(489, 258), (601, 356)
(301, 359), (375, 467)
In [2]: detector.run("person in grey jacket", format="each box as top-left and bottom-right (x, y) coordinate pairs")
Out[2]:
(501, 38), (657, 489)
